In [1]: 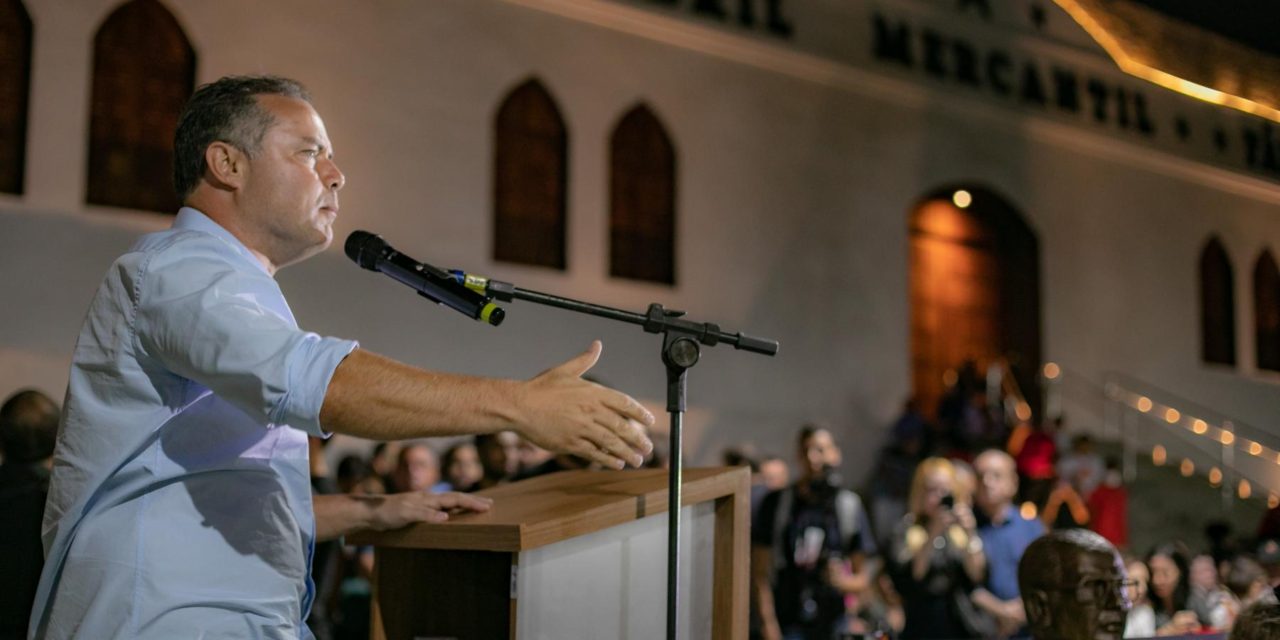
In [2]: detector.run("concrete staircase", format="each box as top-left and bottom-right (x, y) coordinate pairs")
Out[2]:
(1098, 439), (1266, 555)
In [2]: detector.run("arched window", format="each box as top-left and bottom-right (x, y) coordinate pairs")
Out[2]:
(609, 104), (675, 284)
(1256, 250), (1280, 372)
(0, 0), (32, 194)
(492, 78), (567, 269)
(86, 0), (194, 213)
(1199, 237), (1236, 366)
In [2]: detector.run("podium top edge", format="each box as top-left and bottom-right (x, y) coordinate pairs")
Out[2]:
(346, 466), (749, 551)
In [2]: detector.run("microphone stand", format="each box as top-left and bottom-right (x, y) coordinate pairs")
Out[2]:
(460, 274), (778, 640)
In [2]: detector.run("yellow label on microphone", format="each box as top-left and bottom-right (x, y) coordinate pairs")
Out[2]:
(464, 274), (488, 294)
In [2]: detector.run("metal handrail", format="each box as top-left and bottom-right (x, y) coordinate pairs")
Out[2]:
(1043, 363), (1279, 501)
(1045, 364), (1280, 453)
(1103, 370), (1278, 449)
(993, 358), (1032, 423)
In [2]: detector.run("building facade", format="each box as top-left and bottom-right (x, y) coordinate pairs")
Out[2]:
(2, 0), (1278, 493)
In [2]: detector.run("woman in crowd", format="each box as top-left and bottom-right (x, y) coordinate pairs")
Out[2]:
(1124, 555), (1156, 638)
(1147, 543), (1200, 635)
(442, 442), (484, 492)
(888, 457), (990, 639)
(1188, 552), (1234, 630)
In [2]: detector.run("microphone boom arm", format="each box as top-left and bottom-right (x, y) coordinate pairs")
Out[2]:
(446, 270), (779, 356)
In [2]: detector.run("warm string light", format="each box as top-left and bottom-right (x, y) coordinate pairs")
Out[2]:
(1113, 387), (1278, 501)
(1043, 362), (1061, 380)
(1120, 389), (1280, 468)
(952, 190), (973, 209)
(1020, 502), (1038, 519)
(1016, 402), (1032, 421)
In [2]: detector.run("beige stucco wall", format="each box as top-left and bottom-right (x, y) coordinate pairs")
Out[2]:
(2, 0), (1278, 492)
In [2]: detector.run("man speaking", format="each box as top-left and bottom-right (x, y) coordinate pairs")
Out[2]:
(30, 76), (654, 639)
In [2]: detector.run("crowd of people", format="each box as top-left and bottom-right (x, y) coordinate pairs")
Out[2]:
(735, 362), (1280, 639)
(739, 419), (1280, 639)
(5, 363), (1280, 639)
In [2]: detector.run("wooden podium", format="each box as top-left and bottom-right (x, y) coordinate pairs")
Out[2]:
(346, 466), (750, 640)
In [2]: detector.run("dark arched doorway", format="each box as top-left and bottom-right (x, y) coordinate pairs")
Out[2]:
(909, 186), (1041, 424)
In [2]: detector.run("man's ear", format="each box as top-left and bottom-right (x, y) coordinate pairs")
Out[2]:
(203, 141), (246, 190)
(1024, 589), (1052, 630)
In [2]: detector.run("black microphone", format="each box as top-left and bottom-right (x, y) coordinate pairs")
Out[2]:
(345, 231), (504, 326)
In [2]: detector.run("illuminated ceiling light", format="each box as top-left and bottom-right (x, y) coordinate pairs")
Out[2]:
(1164, 408), (1180, 424)
(952, 190), (973, 209)
(1136, 397), (1152, 413)
(1221, 431), (1236, 446)
(1152, 445), (1167, 466)
(1016, 403), (1032, 421)
(1208, 467), (1223, 486)
(1043, 363), (1061, 379)
(1271, 494), (1280, 509)
(1239, 480), (1252, 500)
(1192, 419), (1208, 435)
(1180, 459), (1195, 477)
(1052, 0), (1280, 123)
(1249, 441), (1264, 456)
(1020, 501), (1038, 519)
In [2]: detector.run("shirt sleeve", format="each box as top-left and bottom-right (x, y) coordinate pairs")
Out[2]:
(133, 235), (357, 436)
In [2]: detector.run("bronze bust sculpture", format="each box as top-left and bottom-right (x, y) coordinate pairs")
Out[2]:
(1018, 529), (1131, 640)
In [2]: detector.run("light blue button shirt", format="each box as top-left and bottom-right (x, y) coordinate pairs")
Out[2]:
(31, 208), (358, 639)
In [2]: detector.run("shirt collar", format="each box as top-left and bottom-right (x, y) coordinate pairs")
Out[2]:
(173, 207), (271, 276)
(979, 503), (1018, 528)
(1000, 503), (1019, 524)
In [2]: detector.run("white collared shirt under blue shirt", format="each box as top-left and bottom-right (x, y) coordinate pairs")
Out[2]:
(31, 208), (358, 639)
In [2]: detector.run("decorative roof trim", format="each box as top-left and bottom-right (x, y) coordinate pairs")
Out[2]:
(1053, 0), (1280, 123)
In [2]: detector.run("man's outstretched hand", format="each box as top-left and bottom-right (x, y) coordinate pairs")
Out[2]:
(319, 340), (656, 468)
(370, 491), (494, 530)
(514, 340), (655, 470)
(314, 491), (494, 540)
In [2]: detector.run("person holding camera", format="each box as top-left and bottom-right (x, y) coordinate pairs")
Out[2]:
(752, 424), (877, 640)
(888, 457), (991, 639)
